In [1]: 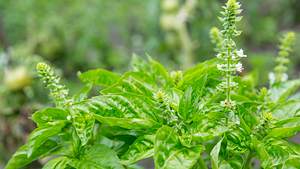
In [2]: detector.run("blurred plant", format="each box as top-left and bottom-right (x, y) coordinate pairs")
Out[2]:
(269, 32), (295, 85)
(0, 46), (47, 166)
(160, 0), (197, 69)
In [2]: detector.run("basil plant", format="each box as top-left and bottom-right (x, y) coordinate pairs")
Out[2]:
(5, 0), (300, 168)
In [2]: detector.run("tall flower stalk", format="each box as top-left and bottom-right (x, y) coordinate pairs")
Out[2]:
(214, 0), (246, 108)
(36, 63), (71, 107)
(269, 32), (295, 85)
(160, 0), (197, 69)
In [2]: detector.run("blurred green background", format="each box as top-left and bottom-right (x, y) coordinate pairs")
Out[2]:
(0, 0), (300, 168)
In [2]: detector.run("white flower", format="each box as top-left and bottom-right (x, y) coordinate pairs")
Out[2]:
(281, 73), (288, 82)
(217, 64), (225, 71)
(220, 100), (236, 108)
(216, 53), (223, 59)
(236, 62), (243, 72)
(268, 72), (275, 85)
(67, 115), (72, 121)
(237, 49), (247, 58)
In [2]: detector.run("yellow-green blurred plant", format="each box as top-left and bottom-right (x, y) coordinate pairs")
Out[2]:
(160, 0), (197, 69)
(269, 32), (296, 85)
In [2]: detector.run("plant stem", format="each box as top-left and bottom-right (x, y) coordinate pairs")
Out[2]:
(198, 158), (208, 169)
(177, 24), (194, 70)
(242, 151), (252, 169)
(226, 47), (231, 103)
(176, 0), (197, 69)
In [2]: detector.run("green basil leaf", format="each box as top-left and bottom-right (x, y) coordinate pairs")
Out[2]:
(71, 109), (95, 146)
(154, 126), (203, 169)
(73, 83), (93, 102)
(42, 156), (71, 169)
(271, 100), (300, 120)
(210, 138), (223, 169)
(32, 108), (69, 127)
(94, 114), (156, 130)
(178, 87), (195, 121)
(180, 59), (219, 88)
(121, 135), (155, 165)
(27, 121), (67, 157)
(149, 57), (170, 84)
(79, 69), (121, 87)
(5, 139), (59, 169)
(71, 144), (124, 169)
(85, 95), (159, 129)
(269, 79), (300, 103)
(284, 157), (300, 168)
(267, 117), (300, 138)
(251, 138), (271, 167)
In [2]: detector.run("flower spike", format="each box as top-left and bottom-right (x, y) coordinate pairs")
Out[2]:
(269, 32), (295, 85)
(213, 0), (246, 108)
(36, 62), (71, 107)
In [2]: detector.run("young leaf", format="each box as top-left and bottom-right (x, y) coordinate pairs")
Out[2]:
(70, 109), (95, 146)
(210, 138), (223, 169)
(32, 108), (69, 127)
(78, 69), (121, 87)
(73, 83), (93, 102)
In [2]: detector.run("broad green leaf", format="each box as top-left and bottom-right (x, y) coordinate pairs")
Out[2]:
(210, 138), (223, 169)
(154, 126), (203, 169)
(5, 140), (59, 169)
(271, 100), (300, 120)
(71, 144), (124, 169)
(178, 87), (194, 121)
(251, 138), (270, 165)
(101, 72), (155, 97)
(121, 135), (155, 165)
(71, 109), (95, 146)
(269, 79), (300, 103)
(42, 156), (71, 169)
(284, 157), (300, 168)
(130, 55), (170, 87)
(149, 57), (170, 83)
(85, 95), (159, 129)
(94, 114), (156, 130)
(27, 121), (67, 157)
(79, 69), (121, 87)
(73, 83), (93, 102)
(180, 59), (219, 89)
(32, 108), (69, 127)
(261, 139), (295, 168)
(267, 117), (300, 138)
(96, 135), (127, 154)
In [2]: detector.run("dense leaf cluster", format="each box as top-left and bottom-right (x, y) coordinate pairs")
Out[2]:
(5, 0), (300, 169)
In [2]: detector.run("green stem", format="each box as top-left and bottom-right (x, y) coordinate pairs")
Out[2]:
(198, 158), (208, 169)
(226, 47), (231, 103)
(177, 24), (194, 70)
(242, 151), (252, 169)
